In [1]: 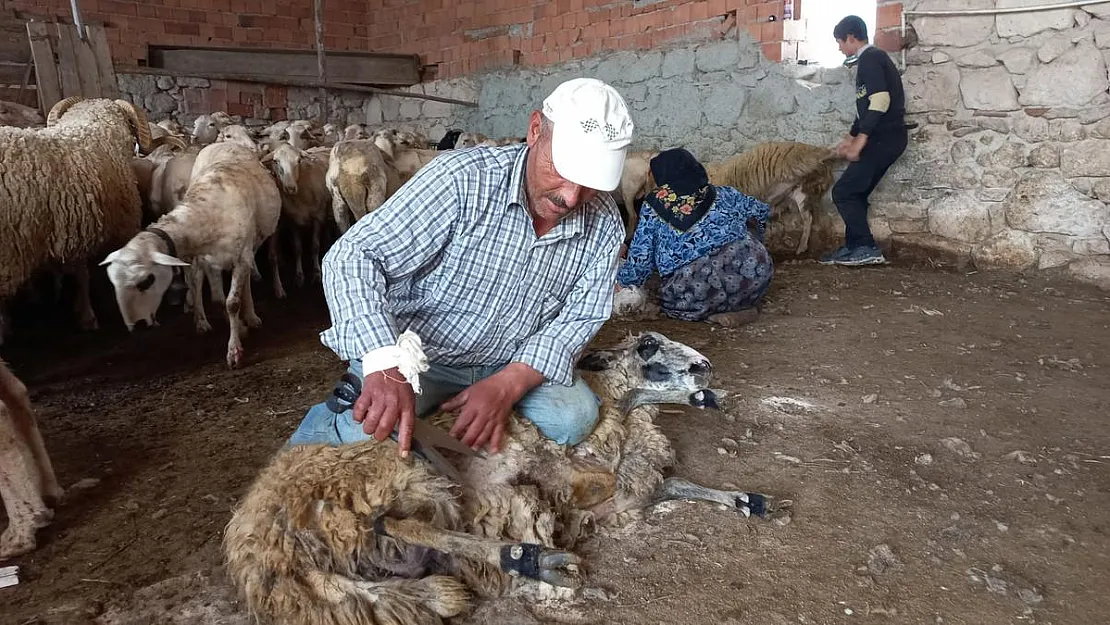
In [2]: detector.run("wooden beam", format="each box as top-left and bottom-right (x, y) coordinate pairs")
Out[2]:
(123, 66), (478, 107)
(88, 25), (118, 98)
(147, 45), (420, 86)
(314, 0), (327, 123)
(26, 21), (61, 113)
(0, 60), (33, 85)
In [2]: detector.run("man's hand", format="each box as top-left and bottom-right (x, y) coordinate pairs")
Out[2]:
(442, 363), (543, 453)
(840, 133), (868, 162)
(354, 367), (417, 457)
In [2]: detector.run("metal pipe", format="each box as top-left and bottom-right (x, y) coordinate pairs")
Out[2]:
(899, 9), (906, 71)
(903, 0), (1108, 17)
(69, 0), (86, 40)
(314, 0), (328, 124)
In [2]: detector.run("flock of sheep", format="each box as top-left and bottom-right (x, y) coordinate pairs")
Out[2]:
(0, 93), (843, 623)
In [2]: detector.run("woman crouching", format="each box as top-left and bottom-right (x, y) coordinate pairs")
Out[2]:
(615, 147), (774, 326)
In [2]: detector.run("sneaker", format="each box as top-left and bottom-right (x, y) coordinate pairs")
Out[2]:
(819, 245), (888, 267)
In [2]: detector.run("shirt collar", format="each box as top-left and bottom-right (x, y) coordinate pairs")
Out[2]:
(857, 43), (873, 55)
(509, 144), (588, 242)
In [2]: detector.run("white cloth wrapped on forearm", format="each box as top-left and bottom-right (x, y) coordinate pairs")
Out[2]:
(360, 330), (431, 394)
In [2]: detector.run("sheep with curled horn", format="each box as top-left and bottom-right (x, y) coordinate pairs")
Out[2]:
(224, 331), (784, 625)
(0, 96), (155, 338)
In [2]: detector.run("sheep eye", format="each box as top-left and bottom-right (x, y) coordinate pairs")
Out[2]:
(137, 274), (155, 291)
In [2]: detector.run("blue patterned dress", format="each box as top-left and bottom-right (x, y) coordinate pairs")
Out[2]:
(616, 185), (774, 322)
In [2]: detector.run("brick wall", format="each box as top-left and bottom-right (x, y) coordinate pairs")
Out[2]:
(874, 0), (905, 53)
(9, 0), (824, 81)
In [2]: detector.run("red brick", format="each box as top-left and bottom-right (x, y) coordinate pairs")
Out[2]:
(875, 28), (903, 52)
(760, 20), (782, 41)
(877, 2), (903, 29)
(760, 41), (781, 61)
(226, 102), (253, 117)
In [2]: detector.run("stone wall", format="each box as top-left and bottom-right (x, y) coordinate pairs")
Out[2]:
(872, 0), (1110, 286)
(436, 3), (1110, 288)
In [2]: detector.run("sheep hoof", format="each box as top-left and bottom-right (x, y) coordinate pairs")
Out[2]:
(196, 319), (212, 334)
(244, 313), (262, 329)
(500, 544), (583, 589)
(227, 345), (244, 369)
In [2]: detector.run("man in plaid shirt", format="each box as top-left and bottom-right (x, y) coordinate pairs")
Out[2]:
(288, 78), (634, 456)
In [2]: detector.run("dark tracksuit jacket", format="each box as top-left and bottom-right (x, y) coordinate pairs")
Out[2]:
(833, 44), (909, 248)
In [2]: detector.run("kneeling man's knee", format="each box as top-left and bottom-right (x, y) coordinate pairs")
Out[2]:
(516, 376), (601, 446)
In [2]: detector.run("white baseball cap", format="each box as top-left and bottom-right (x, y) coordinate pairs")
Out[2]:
(542, 78), (634, 192)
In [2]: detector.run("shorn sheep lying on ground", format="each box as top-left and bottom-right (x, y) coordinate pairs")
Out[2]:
(706, 141), (841, 255)
(0, 96), (154, 341)
(100, 141), (282, 368)
(0, 358), (63, 560)
(224, 331), (781, 624)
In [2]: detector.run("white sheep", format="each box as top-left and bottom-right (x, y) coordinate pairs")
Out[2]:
(373, 130), (440, 185)
(100, 141), (282, 368)
(0, 96), (154, 336)
(216, 124), (260, 152)
(190, 111), (235, 145)
(223, 331), (779, 623)
(261, 143), (332, 295)
(0, 357), (63, 560)
(325, 139), (401, 234)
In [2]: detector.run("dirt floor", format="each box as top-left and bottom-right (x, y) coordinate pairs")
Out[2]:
(2, 258), (1109, 625)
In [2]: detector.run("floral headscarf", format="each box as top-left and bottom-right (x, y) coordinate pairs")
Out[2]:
(644, 148), (717, 232)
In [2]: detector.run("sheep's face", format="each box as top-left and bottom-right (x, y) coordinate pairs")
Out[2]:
(192, 115), (221, 145)
(100, 242), (189, 331)
(455, 132), (486, 149)
(218, 125), (257, 151)
(267, 144), (302, 195)
(578, 332), (713, 392)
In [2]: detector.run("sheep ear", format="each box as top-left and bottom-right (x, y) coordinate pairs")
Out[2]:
(99, 249), (123, 266)
(260, 151), (274, 163)
(152, 252), (190, 267)
(577, 351), (613, 371)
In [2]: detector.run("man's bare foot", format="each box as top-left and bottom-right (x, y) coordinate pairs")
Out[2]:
(707, 309), (760, 327)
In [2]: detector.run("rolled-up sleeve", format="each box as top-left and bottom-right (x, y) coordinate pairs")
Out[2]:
(513, 218), (623, 386)
(319, 155), (461, 361)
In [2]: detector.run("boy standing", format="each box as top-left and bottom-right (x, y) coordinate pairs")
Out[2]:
(821, 15), (908, 267)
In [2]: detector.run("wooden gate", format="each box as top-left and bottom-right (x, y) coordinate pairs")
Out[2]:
(26, 20), (117, 114)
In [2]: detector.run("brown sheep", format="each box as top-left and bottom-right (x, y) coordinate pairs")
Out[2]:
(224, 331), (780, 624)
(705, 141), (842, 256)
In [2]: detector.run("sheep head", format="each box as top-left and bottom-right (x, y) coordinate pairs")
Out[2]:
(99, 232), (189, 331)
(577, 331), (714, 404)
(263, 143), (307, 195)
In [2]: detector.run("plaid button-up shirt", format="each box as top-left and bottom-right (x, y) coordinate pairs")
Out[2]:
(318, 143), (624, 387)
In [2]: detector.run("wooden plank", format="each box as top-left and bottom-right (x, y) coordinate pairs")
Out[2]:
(124, 66), (478, 107)
(26, 22), (61, 113)
(53, 23), (82, 98)
(67, 25), (103, 97)
(147, 45), (420, 86)
(0, 61), (34, 85)
(87, 25), (118, 98)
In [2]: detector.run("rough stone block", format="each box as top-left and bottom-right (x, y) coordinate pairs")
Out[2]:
(1061, 139), (1110, 176)
(977, 142), (1026, 168)
(1006, 170), (1110, 237)
(1028, 143), (1061, 168)
(955, 50), (998, 68)
(661, 48), (695, 78)
(1067, 257), (1110, 290)
(998, 47), (1037, 74)
(1021, 42), (1109, 107)
(912, 0), (995, 48)
(972, 229), (1039, 269)
(996, 0), (1075, 38)
(904, 63), (961, 113)
(960, 67), (1020, 111)
(928, 192), (992, 242)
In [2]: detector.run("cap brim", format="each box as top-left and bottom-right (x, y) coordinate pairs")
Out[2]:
(549, 125), (626, 192)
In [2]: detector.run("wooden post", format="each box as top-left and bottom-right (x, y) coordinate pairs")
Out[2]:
(314, 0), (327, 124)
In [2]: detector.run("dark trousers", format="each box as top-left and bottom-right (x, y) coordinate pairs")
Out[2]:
(831, 129), (908, 248)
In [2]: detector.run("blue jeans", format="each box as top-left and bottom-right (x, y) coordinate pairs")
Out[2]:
(287, 359), (602, 447)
